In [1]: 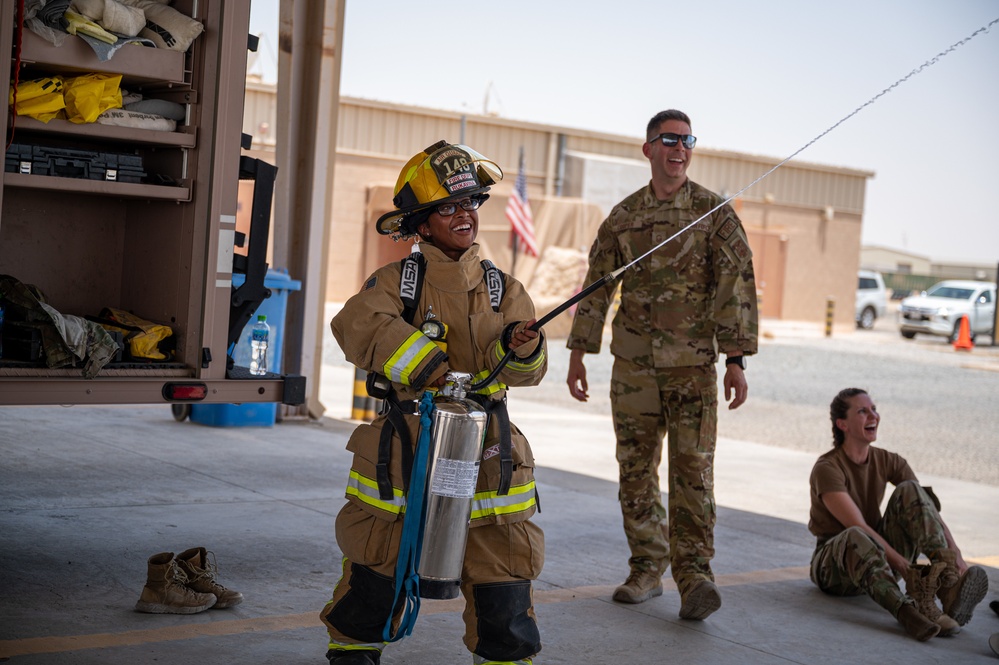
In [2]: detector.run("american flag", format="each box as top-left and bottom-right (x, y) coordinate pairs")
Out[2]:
(505, 150), (539, 258)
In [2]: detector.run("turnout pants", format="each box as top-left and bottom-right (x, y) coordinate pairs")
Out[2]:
(610, 358), (718, 594)
(809, 480), (950, 616)
(320, 500), (544, 662)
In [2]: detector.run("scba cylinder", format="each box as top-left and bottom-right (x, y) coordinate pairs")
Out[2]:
(418, 394), (487, 600)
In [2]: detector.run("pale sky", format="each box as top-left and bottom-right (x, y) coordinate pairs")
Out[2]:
(249, 1), (999, 265)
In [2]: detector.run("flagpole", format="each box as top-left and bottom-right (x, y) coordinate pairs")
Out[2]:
(509, 146), (525, 275)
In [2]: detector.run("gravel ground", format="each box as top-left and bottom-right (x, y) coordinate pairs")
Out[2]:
(323, 306), (999, 487)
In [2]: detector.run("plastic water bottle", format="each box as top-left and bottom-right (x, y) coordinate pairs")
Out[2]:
(249, 314), (269, 375)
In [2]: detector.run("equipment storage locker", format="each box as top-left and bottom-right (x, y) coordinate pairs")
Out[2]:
(0, 1), (304, 407)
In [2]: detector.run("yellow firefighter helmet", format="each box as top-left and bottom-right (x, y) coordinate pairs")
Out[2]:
(376, 140), (503, 237)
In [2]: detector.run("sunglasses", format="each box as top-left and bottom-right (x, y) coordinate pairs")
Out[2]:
(649, 132), (697, 149)
(434, 197), (481, 216)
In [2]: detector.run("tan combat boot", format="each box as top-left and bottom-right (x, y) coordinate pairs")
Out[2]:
(933, 549), (988, 626)
(896, 601), (940, 642)
(678, 579), (722, 621)
(902, 563), (960, 636)
(135, 552), (217, 614)
(612, 569), (663, 604)
(176, 547), (244, 609)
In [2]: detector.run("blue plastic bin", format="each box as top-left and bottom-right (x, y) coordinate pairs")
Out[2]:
(190, 269), (302, 427)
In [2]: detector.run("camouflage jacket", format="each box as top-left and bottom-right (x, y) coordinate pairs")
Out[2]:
(566, 179), (758, 368)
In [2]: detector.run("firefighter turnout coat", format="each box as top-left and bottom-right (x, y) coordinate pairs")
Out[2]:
(330, 242), (547, 531)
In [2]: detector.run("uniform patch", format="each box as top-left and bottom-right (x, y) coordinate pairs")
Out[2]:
(482, 443), (500, 461)
(363, 276), (377, 291)
(730, 237), (751, 262)
(717, 219), (737, 240)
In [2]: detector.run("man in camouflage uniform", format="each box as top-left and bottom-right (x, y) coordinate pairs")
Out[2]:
(565, 109), (758, 620)
(809, 388), (989, 642)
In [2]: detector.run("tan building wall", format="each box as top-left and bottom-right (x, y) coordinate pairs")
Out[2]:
(242, 80), (873, 327)
(740, 202), (862, 327)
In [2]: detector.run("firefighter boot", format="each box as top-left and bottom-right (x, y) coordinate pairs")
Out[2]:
(326, 648), (380, 664)
(934, 549), (988, 626)
(679, 579), (722, 621)
(135, 552), (217, 614)
(176, 547), (244, 609)
(612, 569), (663, 604)
(902, 563), (960, 636)
(896, 600), (941, 642)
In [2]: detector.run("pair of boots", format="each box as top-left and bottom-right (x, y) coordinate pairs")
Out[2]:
(135, 547), (244, 614)
(902, 562), (960, 638)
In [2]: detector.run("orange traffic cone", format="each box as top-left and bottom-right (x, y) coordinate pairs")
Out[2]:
(953, 316), (974, 351)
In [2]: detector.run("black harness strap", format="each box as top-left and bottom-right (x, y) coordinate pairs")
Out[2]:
(472, 396), (514, 496)
(480, 259), (505, 312)
(399, 251), (426, 325)
(376, 393), (417, 501)
(373, 251), (429, 501)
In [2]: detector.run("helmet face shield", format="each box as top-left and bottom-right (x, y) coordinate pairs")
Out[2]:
(376, 141), (504, 237)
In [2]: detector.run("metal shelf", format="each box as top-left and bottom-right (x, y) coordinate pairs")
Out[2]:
(12, 116), (197, 148)
(18, 28), (188, 86)
(4, 172), (191, 201)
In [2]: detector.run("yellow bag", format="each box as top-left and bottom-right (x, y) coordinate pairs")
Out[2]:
(96, 307), (175, 361)
(9, 76), (66, 122)
(63, 73), (123, 124)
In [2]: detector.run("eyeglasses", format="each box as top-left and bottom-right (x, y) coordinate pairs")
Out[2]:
(434, 197), (481, 216)
(649, 132), (697, 149)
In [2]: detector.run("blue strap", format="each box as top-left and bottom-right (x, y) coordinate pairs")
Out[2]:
(382, 391), (435, 642)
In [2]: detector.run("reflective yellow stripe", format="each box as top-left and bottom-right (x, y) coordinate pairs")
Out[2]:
(345, 469), (407, 515)
(384, 331), (437, 385)
(472, 367), (506, 396)
(492, 339), (545, 373)
(328, 641), (385, 652)
(508, 348), (545, 373)
(470, 480), (537, 520)
(492, 340), (508, 363)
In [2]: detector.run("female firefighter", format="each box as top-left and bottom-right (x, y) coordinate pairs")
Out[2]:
(321, 141), (547, 665)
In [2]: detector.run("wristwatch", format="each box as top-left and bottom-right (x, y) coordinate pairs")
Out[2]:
(725, 355), (746, 370)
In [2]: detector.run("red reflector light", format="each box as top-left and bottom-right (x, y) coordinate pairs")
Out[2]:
(163, 383), (208, 401)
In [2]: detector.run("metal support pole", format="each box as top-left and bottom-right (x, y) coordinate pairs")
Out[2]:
(274, 0), (345, 419)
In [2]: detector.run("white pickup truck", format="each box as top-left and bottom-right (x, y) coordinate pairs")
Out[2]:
(898, 280), (997, 342)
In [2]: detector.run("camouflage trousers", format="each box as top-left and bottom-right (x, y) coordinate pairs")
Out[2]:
(810, 480), (949, 617)
(610, 358), (717, 593)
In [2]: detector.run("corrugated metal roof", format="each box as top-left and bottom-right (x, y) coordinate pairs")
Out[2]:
(245, 86), (873, 213)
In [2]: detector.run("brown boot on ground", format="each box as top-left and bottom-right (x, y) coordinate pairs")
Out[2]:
(934, 550), (988, 626)
(678, 579), (722, 621)
(896, 601), (941, 642)
(612, 569), (663, 604)
(135, 552), (217, 614)
(176, 547), (244, 609)
(902, 563), (960, 636)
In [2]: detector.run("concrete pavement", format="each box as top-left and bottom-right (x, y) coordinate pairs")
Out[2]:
(1, 353), (998, 663)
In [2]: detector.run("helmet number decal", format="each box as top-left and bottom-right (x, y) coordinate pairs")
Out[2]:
(432, 147), (479, 195)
